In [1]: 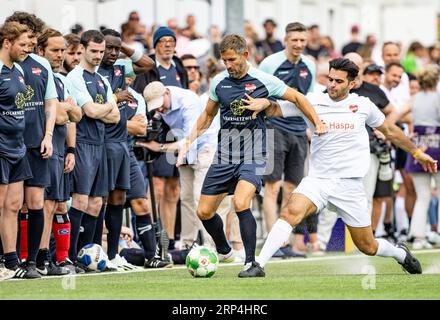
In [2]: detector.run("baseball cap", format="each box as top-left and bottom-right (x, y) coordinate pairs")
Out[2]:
(363, 64), (383, 75)
(143, 81), (167, 112)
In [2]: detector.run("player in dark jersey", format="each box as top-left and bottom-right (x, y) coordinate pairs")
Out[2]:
(0, 22), (36, 279)
(36, 28), (82, 275)
(5, 11), (58, 277)
(97, 28), (155, 269)
(66, 30), (120, 268)
(177, 34), (326, 277)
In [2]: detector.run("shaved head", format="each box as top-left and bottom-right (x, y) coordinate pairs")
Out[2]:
(344, 52), (363, 69)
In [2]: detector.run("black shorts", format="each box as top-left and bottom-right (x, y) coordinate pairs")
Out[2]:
(264, 128), (308, 185)
(105, 141), (130, 192)
(394, 147), (407, 170)
(374, 179), (393, 197)
(24, 147), (50, 187)
(126, 151), (148, 201)
(152, 153), (179, 178)
(71, 142), (108, 197)
(201, 162), (266, 196)
(0, 156), (32, 185)
(45, 154), (69, 202)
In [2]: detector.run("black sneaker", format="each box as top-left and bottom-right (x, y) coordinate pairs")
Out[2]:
(12, 261), (41, 279)
(37, 261), (70, 276)
(397, 242), (422, 274)
(58, 258), (85, 274)
(144, 256), (173, 268)
(238, 261), (265, 278)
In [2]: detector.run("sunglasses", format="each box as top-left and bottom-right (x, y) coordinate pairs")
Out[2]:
(185, 65), (200, 70)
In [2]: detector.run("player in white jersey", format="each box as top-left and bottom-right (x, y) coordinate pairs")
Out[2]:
(241, 58), (437, 276)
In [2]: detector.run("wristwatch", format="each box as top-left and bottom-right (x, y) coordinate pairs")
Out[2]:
(159, 143), (165, 152)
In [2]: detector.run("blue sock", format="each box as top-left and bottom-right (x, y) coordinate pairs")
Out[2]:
(27, 209), (45, 262)
(68, 207), (84, 261)
(201, 214), (231, 255)
(237, 208), (257, 264)
(93, 205), (106, 246)
(105, 204), (123, 260)
(77, 213), (97, 254)
(136, 214), (156, 260)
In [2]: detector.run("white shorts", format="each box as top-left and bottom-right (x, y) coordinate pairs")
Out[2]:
(294, 176), (371, 228)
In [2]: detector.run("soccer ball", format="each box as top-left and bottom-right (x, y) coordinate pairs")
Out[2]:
(77, 243), (108, 271)
(185, 246), (219, 278)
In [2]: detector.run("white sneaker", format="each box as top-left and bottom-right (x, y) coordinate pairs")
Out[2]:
(412, 239), (433, 250)
(0, 264), (15, 281)
(109, 254), (138, 271)
(218, 249), (235, 263)
(427, 232), (440, 245)
(232, 249), (245, 263)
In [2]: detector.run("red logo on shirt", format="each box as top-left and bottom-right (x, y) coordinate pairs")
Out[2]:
(299, 69), (308, 79)
(32, 67), (42, 76)
(98, 81), (104, 87)
(176, 74), (181, 82)
(245, 84), (257, 93)
(128, 101), (138, 109)
(18, 76), (25, 84)
(349, 105), (358, 113)
(114, 69), (122, 77)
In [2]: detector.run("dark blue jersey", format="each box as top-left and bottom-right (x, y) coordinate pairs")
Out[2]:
(67, 65), (113, 145)
(126, 87), (146, 149)
(259, 52), (315, 135)
(20, 53), (58, 148)
(210, 65), (287, 163)
(157, 63), (182, 87)
(0, 62), (27, 161)
(98, 61), (128, 142)
(52, 73), (69, 156)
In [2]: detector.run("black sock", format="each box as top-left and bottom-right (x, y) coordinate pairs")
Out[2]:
(105, 204), (123, 260)
(77, 213), (98, 252)
(384, 222), (393, 234)
(4, 252), (19, 269)
(93, 205), (106, 246)
(136, 214), (156, 260)
(68, 207), (84, 261)
(237, 208), (257, 264)
(27, 209), (44, 262)
(168, 239), (175, 250)
(36, 248), (50, 267)
(408, 217), (412, 226)
(201, 214), (230, 255)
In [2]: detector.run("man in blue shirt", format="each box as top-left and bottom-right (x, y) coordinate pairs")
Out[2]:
(0, 22), (36, 279)
(6, 11), (58, 276)
(36, 28), (82, 275)
(66, 30), (120, 267)
(177, 34), (325, 277)
(259, 22), (316, 257)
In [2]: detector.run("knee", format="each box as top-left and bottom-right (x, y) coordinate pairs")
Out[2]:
(88, 198), (103, 216)
(5, 198), (21, 214)
(55, 202), (68, 214)
(26, 194), (44, 209)
(282, 202), (306, 226)
(357, 240), (378, 256)
(263, 183), (280, 199)
(233, 197), (251, 213)
(72, 195), (88, 212)
(165, 184), (180, 202)
(197, 206), (214, 221)
(108, 190), (126, 205)
(131, 198), (150, 215)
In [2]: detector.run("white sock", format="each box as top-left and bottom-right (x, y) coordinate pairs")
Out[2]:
(256, 219), (292, 267)
(375, 238), (406, 263)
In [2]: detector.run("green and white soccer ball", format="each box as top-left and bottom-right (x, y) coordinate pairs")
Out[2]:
(185, 246), (219, 278)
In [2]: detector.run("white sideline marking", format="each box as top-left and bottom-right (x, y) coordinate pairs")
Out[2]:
(3, 249), (440, 282)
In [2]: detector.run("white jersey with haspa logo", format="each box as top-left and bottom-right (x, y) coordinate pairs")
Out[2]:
(279, 92), (385, 178)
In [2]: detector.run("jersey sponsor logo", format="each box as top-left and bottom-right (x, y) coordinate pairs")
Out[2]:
(128, 101), (138, 109)
(86, 81), (93, 84)
(299, 69), (308, 79)
(221, 85), (232, 88)
(95, 93), (105, 104)
(58, 228), (70, 235)
(245, 83), (257, 93)
(3, 78), (11, 81)
(349, 105), (358, 113)
(328, 121), (355, 131)
(25, 85), (35, 101)
(230, 99), (245, 116)
(277, 70), (290, 75)
(15, 92), (26, 109)
(31, 67), (42, 76)
(114, 68), (122, 77)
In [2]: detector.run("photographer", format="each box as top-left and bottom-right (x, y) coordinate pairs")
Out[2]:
(137, 82), (217, 261)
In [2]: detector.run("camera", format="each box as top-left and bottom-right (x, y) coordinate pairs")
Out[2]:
(371, 139), (393, 181)
(133, 112), (164, 161)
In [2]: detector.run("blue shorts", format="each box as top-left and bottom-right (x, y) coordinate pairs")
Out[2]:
(152, 153), (179, 177)
(71, 142), (108, 197)
(45, 154), (69, 202)
(24, 147), (50, 187)
(105, 141), (130, 192)
(0, 156), (32, 185)
(201, 162), (266, 196)
(126, 151), (148, 201)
